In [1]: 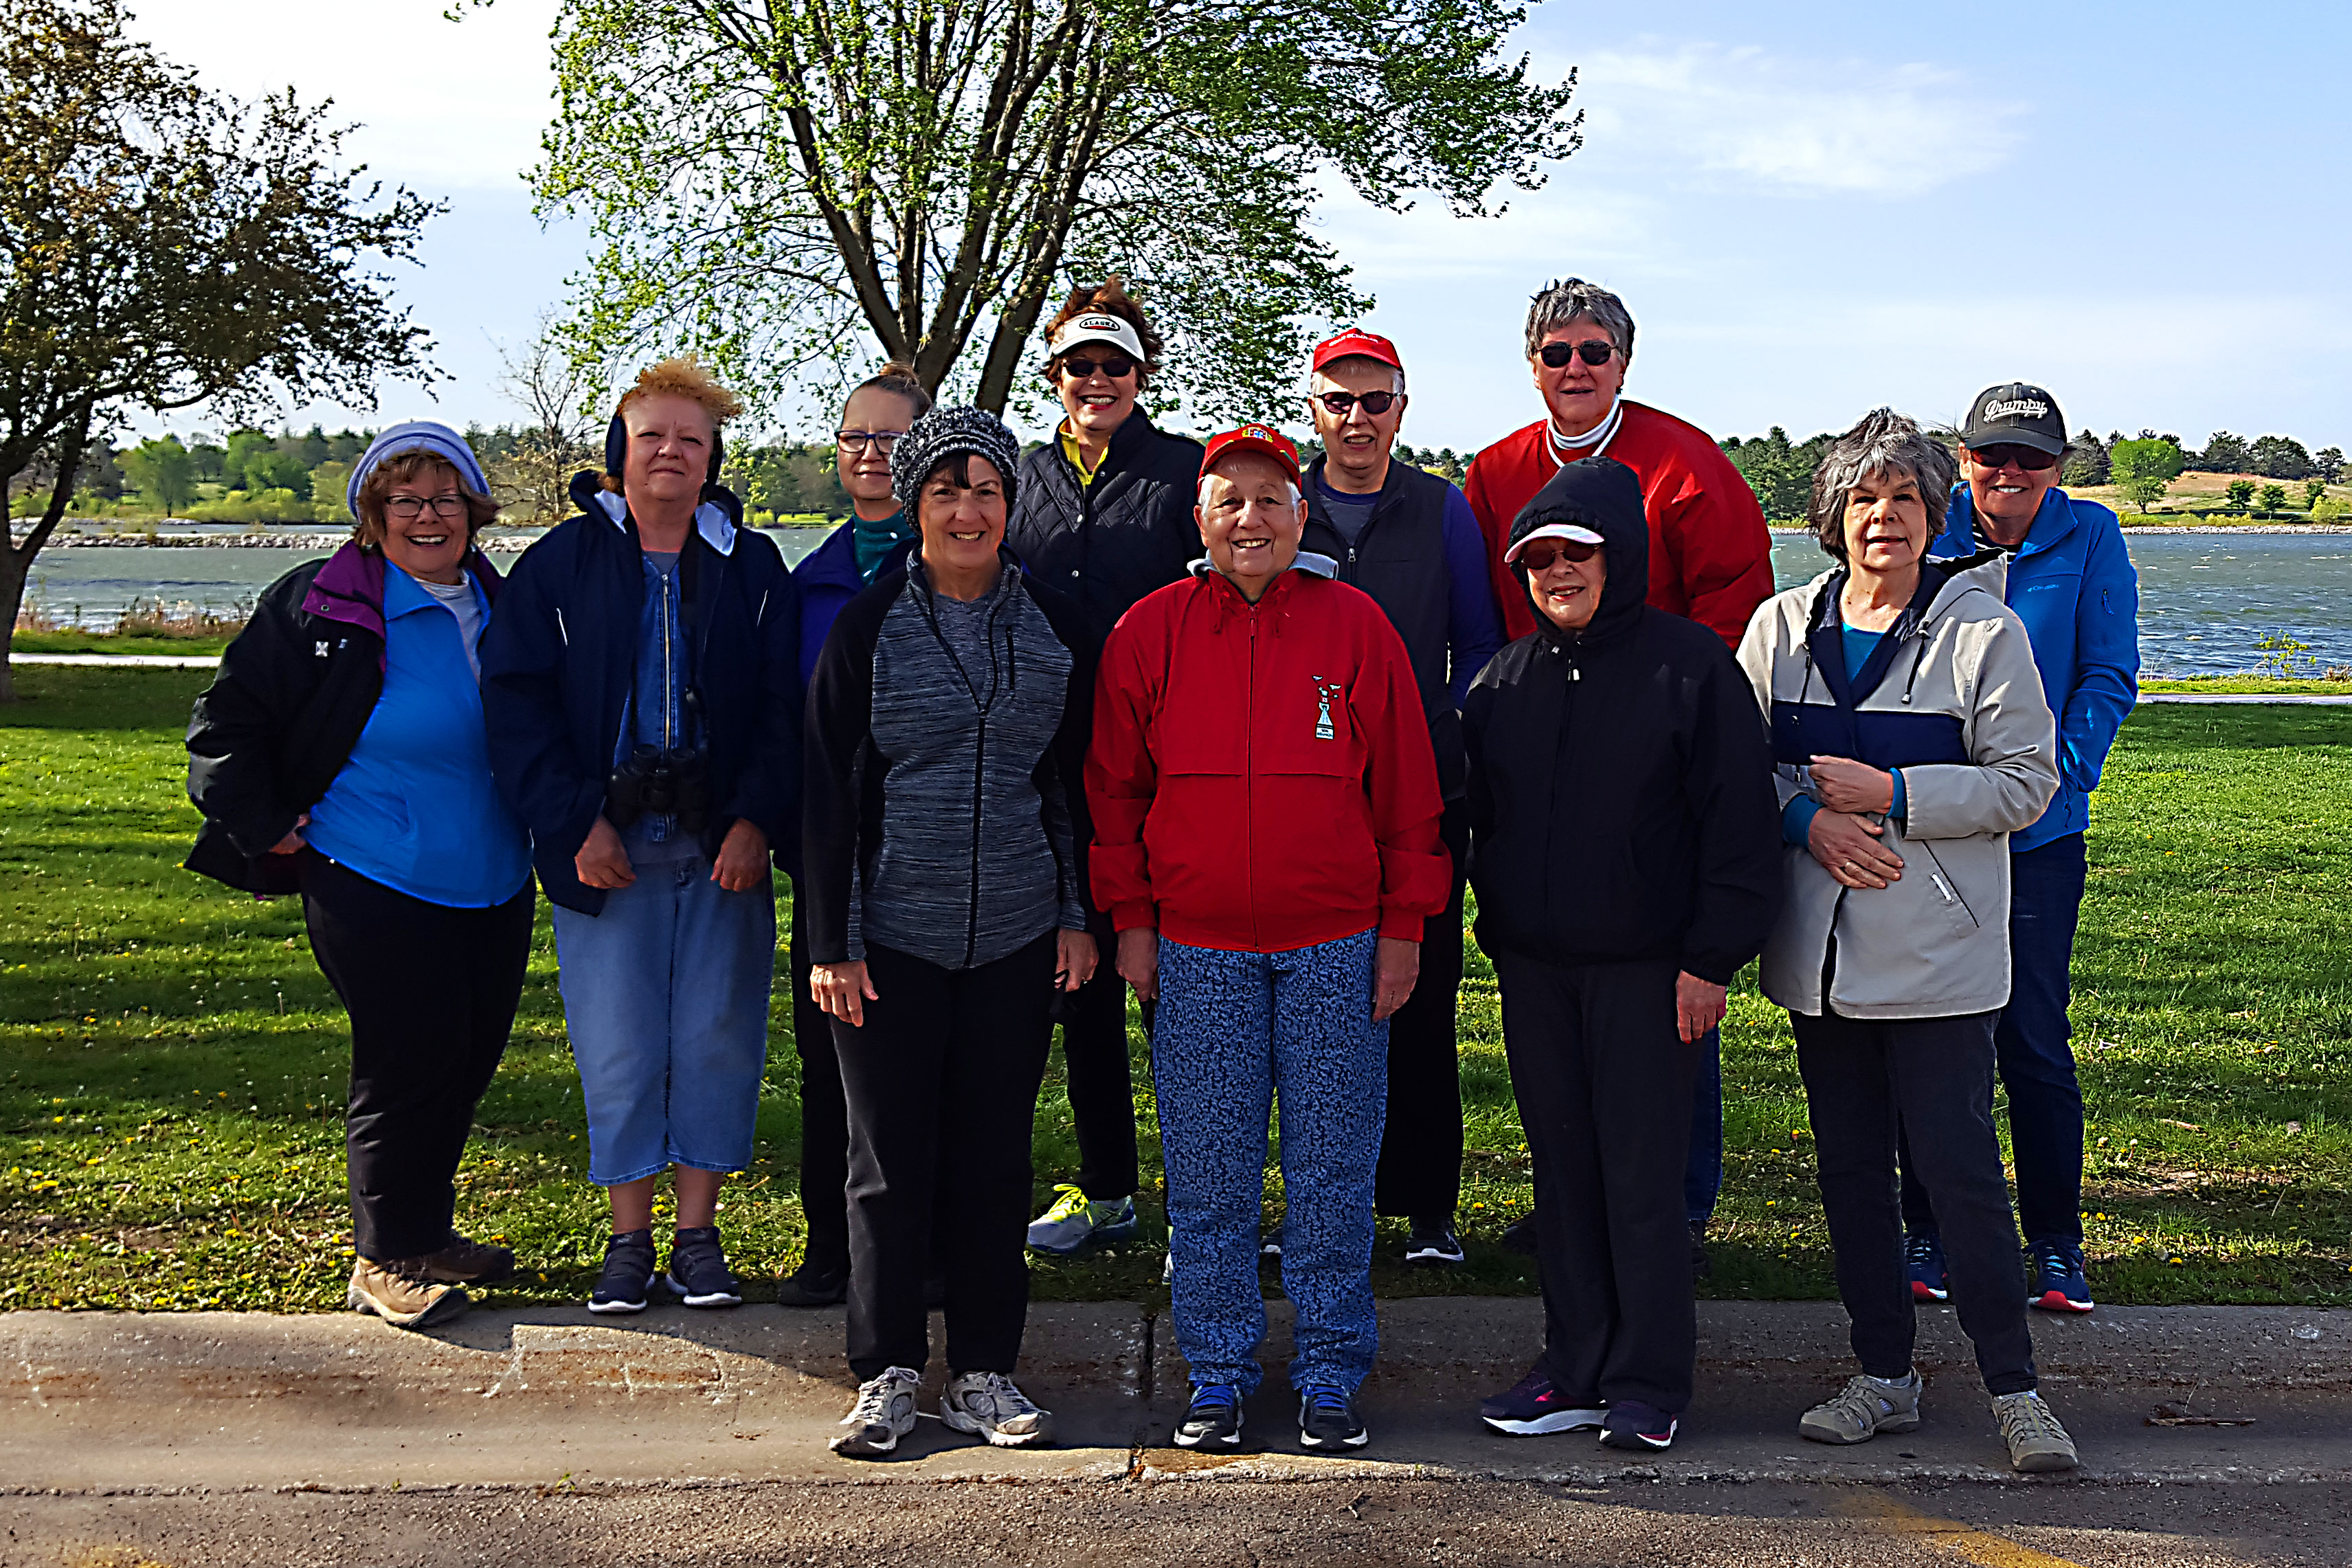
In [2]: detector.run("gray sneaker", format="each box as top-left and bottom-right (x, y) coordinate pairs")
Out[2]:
(1027, 1187), (1139, 1255)
(829, 1366), (921, 1457)
(1799, 1372), (1923, 1445)
(941, 1370), (1056, 1448)
(1991, 1389), (2079, 1473)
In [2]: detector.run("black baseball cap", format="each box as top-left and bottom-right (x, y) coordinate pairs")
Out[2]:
(1960, 381), (2067, 457)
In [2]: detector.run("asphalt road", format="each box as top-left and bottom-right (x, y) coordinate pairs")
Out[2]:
(9, 1477), (2352, 1568)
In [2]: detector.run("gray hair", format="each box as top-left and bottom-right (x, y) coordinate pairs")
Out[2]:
(1307, 359), (1407, 396)
(1523, 278), (1636, 362)
(1198, 469), (1303, 508)
(1808, 408), (1958, 562)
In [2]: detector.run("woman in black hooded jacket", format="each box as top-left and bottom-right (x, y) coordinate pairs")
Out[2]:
(1460, 456), (1780, 1452)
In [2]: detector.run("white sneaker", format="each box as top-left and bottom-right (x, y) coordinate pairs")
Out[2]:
(941, 1370), (1057, 1448)
(1991, 1389), (2079, 1473)
(829, 1366), (921, 1457)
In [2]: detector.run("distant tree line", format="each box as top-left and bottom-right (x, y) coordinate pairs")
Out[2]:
(1716, 424), (2344, 522)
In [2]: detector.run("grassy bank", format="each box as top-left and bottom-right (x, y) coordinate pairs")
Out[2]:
(2141, 676), (2352, 695)
(2, 666), (2348, 1312)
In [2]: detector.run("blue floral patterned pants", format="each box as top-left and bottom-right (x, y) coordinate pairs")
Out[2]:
(1154, 928), (1387, 1396)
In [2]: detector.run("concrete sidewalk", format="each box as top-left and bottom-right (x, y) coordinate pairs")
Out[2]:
(5, 1298), (2347, 1494)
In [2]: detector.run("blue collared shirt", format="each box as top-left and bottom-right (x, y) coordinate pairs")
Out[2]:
(306, 563), (533, 906)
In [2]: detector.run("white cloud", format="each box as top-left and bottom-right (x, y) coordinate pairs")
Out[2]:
(128, 0), (561, 192)
(1579, 43), (2026, 196)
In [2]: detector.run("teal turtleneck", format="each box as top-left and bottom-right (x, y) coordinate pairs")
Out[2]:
(853, 507), (917, 584)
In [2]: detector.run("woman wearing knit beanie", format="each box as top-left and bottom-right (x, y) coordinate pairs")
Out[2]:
(803, 405), (1102, 1456)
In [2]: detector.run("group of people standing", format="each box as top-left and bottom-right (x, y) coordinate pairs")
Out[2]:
(183, 273), (2138, 1476)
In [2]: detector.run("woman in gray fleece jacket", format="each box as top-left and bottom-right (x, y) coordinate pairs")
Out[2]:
(1737, 410), (2074, 1476)
(803, 406), (1100, 1458)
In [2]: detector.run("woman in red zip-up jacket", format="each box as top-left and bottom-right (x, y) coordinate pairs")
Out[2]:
(1086, 424), (1448, 1453)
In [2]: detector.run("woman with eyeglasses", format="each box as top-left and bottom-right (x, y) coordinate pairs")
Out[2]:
(776, 362), (935, 1308)
(1465, 276), (1776, 1281)
(1461, 457), (1780, 1454)
(1005, 278), (1205, 1259)
(188, 423), (533, 1330)
(1737, 408), (2075, 1475)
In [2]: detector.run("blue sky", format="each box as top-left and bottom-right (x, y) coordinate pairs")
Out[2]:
(133, 0), (2350, 454)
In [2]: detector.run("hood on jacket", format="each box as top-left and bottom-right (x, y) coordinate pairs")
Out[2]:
(1505, 456), (1650, 645)
(298, 539), (504, 667)
(568, 469), (743, 556)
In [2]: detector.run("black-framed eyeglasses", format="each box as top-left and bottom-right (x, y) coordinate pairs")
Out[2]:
(1519, 539), (1600, 571)
(1966, 443), (2058, 473)
(385, 495), (466, 520)
(1314, 390), (1402, 416)
(1058, 354), (1137, 381)
(836, 430), (907, 452)
(1538, 339), (1617, 369)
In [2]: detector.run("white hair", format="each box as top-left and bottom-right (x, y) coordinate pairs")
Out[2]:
(1198, 468), (1303, 508)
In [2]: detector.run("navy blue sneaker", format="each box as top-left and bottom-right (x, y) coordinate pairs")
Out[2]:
(1174, 1383), (1244, 1449)
(1479, 1367), (1606, 1437)
(1298, 1385), (1369, 1450)
(1598, 1400), (1679, 1451)
(2028, 1239), (2094, 1314)
(1906, 1232), (1949, 1303)
(588, 1229), (657, 1315)
(664, 1226), (742, 1308)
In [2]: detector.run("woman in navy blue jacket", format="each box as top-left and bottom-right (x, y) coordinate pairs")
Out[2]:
(480, 359), (801, 1317)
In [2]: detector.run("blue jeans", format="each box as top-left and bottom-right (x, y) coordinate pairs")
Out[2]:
(1153, 928), (1387, 1397)
(1901, 832), (2088, 1247)
(552, 856), (776, 1186)
(1685, 1027), (1723, 1227)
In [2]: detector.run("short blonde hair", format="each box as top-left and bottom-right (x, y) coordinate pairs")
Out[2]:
(352, 450), (499, 549)
(616, 356), (745, 430)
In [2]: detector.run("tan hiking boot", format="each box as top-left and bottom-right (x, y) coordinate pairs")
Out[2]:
(348, 1258), (469, 1329)
(406, 1231), (515, 1284)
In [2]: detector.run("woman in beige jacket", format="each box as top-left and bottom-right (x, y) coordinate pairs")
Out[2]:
(1735, 409), (2074, 1475)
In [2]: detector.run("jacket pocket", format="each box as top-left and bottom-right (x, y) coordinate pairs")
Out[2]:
(1914, 840), (1981, 938)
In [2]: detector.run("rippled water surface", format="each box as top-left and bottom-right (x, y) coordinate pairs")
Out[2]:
(21, 529), (2352, 679)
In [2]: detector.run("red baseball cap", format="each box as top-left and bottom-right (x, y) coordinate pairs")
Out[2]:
(1200, 423), (1303, 489)
(1312, 328), (1404, 374)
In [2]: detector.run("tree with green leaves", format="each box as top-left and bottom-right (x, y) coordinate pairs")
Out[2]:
(2059, 429), (2108, 488)
(2226, 479), (2256, 510)
(119, 435), (197, 513)
(1723, 425), (1832, 523)
(2248, 434), (2314, 480)
(2192, 430), (2250, 473)
(0, 0), (435, 697)
(518, 0), (1579, 423)
(2257, 483), (2288, 513)
(2317, 447), (2344, 484)
(2109, 436), (2184, 513)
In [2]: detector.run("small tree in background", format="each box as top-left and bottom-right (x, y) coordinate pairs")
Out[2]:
(2109, 436), (2184, 514)
(2258, 484), (2289, 513)
(2315, 447), (2344, 483)
(2248, 434), (2315, 480)
(495, 311), (602, 522)
(119, 435), (196, 513)
(2193, 430), (2250, 472)
(2226, 479), (2256, 509)
(2061, 428), (2109, 487)
(2306, 479), (2328, 510)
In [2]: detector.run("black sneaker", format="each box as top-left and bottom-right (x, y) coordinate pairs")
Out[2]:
(588, 1229), (658, 1315)
(1598, 1400), (1679, 1451)
(775, 1263), (847, 1308)
(1404, 1222), (1464, 1267)
(1174, 1382), (1244, 1449)
(1479, 1366), (1607, 1437)
(664, 1226), (743, 1308)
(1298, 1385), (1369, 1451)
(1499, 1211), (1539, 1257)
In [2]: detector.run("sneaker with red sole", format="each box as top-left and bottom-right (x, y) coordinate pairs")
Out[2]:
(1905, 1232), (1949, 1303)
(1598, 1400), (1679, 1451)
(2028, 1240), (2094, 1313)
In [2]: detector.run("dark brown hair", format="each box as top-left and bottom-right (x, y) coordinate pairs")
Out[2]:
(1040, 276), (1164, 391)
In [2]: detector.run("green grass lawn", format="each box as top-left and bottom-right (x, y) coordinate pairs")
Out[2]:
(2, 665), (2348, 1313)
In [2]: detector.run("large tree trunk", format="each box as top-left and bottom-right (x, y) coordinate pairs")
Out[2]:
(0, 413), (91, 703)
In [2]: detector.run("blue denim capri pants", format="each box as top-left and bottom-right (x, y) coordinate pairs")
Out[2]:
(552, 856), (776, 1186)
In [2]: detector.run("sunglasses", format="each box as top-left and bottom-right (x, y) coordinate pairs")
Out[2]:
(835, 430), (906, 452)
(1966, 443), (2058, 473)
(1314, 390), (1402, 416)
(1518, 539), (1601, 571)
(1538, 339), (1617, 369)
(1059, 354), (1136, 381)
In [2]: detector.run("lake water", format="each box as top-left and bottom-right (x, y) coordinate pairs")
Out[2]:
(19, 528), (2352, 678)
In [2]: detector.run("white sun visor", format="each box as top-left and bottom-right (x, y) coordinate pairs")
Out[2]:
(1048, 313), (1148, 361)
(1503, 522), (1606, 563)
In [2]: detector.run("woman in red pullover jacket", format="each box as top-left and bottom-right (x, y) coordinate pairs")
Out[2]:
(1087, 424), (1448, 1455)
